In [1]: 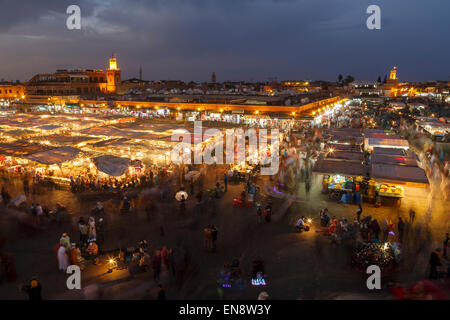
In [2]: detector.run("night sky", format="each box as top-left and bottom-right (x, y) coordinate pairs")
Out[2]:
(0, 0), (449, 83)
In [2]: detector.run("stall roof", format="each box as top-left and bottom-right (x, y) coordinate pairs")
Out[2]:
(328, 136), (363, 144)
(313, 159), (367, 177)
(33, 134), (98, 146)
(94, 155), (131, 176)
(367, 137), (409, 149)
(35, 125), (63, 131)
(329, 128), (361, 135)
(2, 129), (35, 138)
(364, 133), (401, 140)
(363, 129), (387, 134)
(26, 146), (81, 165)
(325, 151), (363, 161)
(371, 163), (429, 185)
(92, 138), (129, 148)
(0, 140), (52, 157)
(79, 126), (125, 137)
(372, 147), (407, 156)
(328, 143), (362, 152)
(371, 154), (418, 166)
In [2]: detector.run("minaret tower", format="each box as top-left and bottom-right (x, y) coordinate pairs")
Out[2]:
(388, 66), (398, 84)
(106, 53), (121, 93)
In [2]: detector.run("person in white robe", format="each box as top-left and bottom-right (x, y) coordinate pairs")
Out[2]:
(58, 245), (69, 271)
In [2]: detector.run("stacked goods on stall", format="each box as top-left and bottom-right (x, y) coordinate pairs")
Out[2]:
(377, 183), (404, 198)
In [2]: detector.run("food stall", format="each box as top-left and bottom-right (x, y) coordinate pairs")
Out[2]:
(377, 183), (405, 198)
(370, 163), (429, 205)
(326, 175), (356, 192)
(313, 158), (368, 203)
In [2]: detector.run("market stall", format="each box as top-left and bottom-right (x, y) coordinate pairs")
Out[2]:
(93, 155), (131, 177)
(371, 163), (429, 187)
(376, 183), (405, 198)
(25, 146), (81, 165)
(313, 158), (368, 203)
(365, 137), (409, 151)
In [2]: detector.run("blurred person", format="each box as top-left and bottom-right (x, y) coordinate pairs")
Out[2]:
(20, 276), (42, 300)
(157, 283), (166, 300)
(444, 233), (449, 259)
(57, 245), (69, 272)
(429, 248), (442, 279)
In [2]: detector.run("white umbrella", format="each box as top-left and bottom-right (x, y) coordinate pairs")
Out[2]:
(175, 191), (188, 201)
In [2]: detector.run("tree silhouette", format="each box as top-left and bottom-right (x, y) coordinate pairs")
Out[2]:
(344, 75), (354, 84)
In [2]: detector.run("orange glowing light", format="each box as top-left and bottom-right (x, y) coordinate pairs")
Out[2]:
(109, 58), (118, 70)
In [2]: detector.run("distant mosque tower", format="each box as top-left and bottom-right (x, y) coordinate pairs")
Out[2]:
(106, 53), (121, 93)
(386, 66), (399, 87)
(211, 72), (216, 83)
(389, 66), (398, 80)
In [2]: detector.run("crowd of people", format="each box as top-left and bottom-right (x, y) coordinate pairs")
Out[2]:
(68, 166), (170, 193)
(0, 164), (173, 196)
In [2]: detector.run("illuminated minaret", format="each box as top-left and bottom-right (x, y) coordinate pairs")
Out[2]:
(106, 53), (121, 93)
(389, 66), (397, 81)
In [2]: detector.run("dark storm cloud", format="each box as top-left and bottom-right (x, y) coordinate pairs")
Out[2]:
(0, 0), (449, 82)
